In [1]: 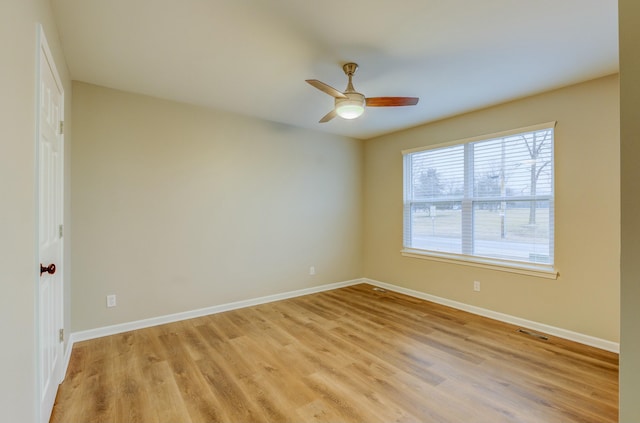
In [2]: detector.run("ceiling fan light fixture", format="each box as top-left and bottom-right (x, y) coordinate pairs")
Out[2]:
(336, 102), (364, 119)
(335, 93), (365, 119)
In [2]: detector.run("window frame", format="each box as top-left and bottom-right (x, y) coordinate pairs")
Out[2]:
(401, 122), (558, 279)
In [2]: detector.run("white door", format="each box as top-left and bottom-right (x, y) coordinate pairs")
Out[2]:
(37, 25), (65, 423)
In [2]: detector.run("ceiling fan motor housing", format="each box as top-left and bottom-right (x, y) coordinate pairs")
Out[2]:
(335, 92), (365, 119)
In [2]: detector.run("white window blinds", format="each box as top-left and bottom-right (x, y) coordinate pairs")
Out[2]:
(403, 123), (555, 268)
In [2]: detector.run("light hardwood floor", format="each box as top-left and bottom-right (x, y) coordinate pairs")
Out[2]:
(50, 284), (618, 422)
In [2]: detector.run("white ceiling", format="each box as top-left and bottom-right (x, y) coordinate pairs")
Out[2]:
(51, 0), (619, 140)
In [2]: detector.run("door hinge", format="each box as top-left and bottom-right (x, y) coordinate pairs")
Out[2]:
(59, 224), (63, 238)
(59, 120), (64, 135)
(59, 328), (64, 343)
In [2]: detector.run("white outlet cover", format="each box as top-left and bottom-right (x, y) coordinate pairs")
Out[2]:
(107, 295), (117, 307)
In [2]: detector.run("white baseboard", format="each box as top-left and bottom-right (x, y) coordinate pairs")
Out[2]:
(62, 276), (618, 382)
(362, 278), (619, 353)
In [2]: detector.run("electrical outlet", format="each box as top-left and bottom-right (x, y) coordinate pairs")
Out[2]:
(309, 266), (316, 276)
(106, 294), (117, 308)
(473, 281), (481, 292)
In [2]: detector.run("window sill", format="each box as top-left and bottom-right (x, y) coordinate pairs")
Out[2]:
(401, 248), (559, 280)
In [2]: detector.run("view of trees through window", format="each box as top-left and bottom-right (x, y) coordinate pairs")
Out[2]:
(404, 126), (554, 265)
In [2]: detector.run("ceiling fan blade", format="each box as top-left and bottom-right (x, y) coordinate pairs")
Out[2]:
(319, 109), (337, 123)
(306, 79), (347, 99)
(365, 97), (419, 107)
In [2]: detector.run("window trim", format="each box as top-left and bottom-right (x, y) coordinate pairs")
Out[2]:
(401, 248), (558, 279)
(402, 122), (558, 279)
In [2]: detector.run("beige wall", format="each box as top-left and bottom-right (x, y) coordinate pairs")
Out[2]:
(619, 0), (640, 419)
(0, 0), (72, 421)
(71, 82), (363, 331)
(363, 75), (620, 342)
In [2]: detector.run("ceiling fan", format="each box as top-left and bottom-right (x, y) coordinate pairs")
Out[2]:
(306, 63), (419, 123)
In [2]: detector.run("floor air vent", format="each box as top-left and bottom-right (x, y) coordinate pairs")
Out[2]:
(372, 287), (387, 293)
(517, 328), (549, 340)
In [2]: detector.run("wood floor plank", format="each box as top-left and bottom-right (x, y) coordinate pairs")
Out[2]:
(195, 356), (264, 422)
(141, 360), (192, 423)
(51, 283), (618, 423)
(153, 331), (226, 423)
(112, 353), (155, 423)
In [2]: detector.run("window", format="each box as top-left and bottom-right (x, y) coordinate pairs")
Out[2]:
(402, 122), (556, 277)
